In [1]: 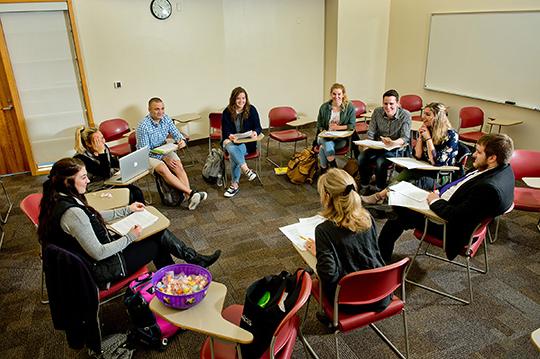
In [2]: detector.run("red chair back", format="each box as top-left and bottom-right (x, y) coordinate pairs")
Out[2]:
(510, 149), (540, 180)
(269, 106), (297, 128)
(128, 131), (137, 152)
(337, 258), (409, 306)
(400, 94), (423, 113)
(350, 100), (367, 118)
(99, 118), (131, 141)
(209, 112), (222, 131)
(459, 106), (484, 129)
(20, 193), (43, 227)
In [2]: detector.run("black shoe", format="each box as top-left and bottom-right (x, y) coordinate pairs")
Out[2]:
(316, 311), (332, 329)
(191, 250), (221, 268)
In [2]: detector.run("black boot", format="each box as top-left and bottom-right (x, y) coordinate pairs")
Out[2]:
(189, 250), (221, 268)
(160, 230), (221, 268)
(329, 160), (338, 168)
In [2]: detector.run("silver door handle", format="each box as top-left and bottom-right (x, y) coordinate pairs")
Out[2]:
(1, 105), (13, 111)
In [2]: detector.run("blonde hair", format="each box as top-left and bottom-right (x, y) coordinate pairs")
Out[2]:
(424, 102), (452, 145)
(317, 168), (372, 232)
(74, 126), (99, 154)
(329, 83), (350, 109)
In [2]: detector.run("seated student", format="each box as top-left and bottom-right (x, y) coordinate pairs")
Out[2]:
(378, 133), (515, 262)
(38, 158), (221, 290)
(305, 168), (390, 313)
(74, 126), (145, 204)
(221, 87), (262, 198)
(357, 89), (411, 193)
(315, 83), (356, 172)
(362, 102), (458, 204)
(136, 97), (207, 210)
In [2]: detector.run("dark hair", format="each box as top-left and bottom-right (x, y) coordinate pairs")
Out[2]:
(227, 87), (251, 122)
(148, 97), (163, 107)
(383, 89), (400, 101)
(477, 133), (514, 166)
(37, 158), (104, 246)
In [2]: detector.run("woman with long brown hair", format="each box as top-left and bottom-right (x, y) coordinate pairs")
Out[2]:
(221, 87), (262, 198)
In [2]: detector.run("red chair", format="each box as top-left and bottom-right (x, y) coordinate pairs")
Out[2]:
(351, 100), (368, 136)
(99, 118), (132, 157)
(199, 271), (312, 359)
(510, 149), (540, 231)
(208, 112), (223, 154)
(407, 217), (492, 305)
(266, 106), (307, 167)
(308, 258), (410, 359)
(128, 131), (137, 152)
(458, 107), (486, 144)
(400, 94), (423, 123)
(20, 193), (148, 305)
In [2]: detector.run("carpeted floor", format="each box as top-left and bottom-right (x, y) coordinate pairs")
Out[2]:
(0, 131), (539, 358)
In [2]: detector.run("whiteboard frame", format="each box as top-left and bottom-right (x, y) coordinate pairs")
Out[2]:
(424, 10), (540, 112)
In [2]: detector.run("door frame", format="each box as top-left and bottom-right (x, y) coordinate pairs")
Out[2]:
(0, 0), (94, 175)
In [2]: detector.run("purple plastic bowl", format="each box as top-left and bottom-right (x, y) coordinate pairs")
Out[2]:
(152, 263), (212, 309)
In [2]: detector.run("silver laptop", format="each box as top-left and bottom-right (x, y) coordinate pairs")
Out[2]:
(108, 146), (150, 183)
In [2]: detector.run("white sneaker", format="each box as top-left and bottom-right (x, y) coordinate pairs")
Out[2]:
(199, 191), (208, 201)
(188, 192), (201, 210)
(245, 169), (257, 182)
(224, 186), (239, 198)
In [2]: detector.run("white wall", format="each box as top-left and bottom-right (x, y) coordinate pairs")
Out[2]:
(386, 0), (540, 150)
(71, 0), (324, 140)
(335, 0), (390, 106)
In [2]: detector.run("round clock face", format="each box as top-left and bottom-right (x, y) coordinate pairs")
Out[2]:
(151, 0), (172, 20)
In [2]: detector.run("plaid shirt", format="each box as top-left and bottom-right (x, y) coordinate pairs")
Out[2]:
(367, 107), (411, 144)
(136, 114), (184, 159)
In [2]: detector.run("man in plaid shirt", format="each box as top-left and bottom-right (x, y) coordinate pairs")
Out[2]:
(137, 97), (207, 210)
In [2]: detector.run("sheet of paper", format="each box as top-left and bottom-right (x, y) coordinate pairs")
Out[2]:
(319, 130), (353, 138)
(233, 131), (253, 139)
(388, 157), (433, 170)
(109, 209), (159, 236)
(389, 181), (430, 202)
(388, 191), (430, 212)
(279, 216), (325, 251)
(353, 139), (401, 151)
(151, 143), (178, 154)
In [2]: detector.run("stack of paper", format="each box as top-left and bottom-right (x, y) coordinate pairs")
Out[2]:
(318, 130), (353, 138)
(151, 143), (178, 155)
(109, 209), (159, 236)
(388, 182), (430, 211)
(279, 215), (325, 251)
(233, 131), (253, 139)
(353, 139), (402, 151)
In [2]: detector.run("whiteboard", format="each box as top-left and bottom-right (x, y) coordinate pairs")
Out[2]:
(424, 11), (540, 111)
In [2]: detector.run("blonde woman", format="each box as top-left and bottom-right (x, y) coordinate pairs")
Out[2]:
(362, 102), (459, 204)
(305, 168), (390, 313)
(74, 126), (144, 203)
(315, 83), (356, 171)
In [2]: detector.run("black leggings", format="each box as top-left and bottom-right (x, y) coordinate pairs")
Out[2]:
(121, 232), (174, 275)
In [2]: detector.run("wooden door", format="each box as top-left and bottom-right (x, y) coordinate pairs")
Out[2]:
(0, 45), (28, 175)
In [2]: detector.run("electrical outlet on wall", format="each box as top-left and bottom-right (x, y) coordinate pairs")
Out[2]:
(114, 81), (122, 89)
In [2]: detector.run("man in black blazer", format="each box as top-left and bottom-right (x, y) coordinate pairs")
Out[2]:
(378, 133), (515, 261)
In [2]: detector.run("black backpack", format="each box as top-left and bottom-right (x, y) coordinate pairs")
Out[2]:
(239, 269), (306, 358)
(154, 172), (184, 206)
(202, 148), (225, 185)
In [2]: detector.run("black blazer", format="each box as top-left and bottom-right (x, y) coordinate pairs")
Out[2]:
(430, 164), (514, 259)
(221, 105), (262, 154)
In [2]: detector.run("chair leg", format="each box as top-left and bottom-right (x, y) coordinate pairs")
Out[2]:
(489, 216), (501, 243)
(0, 180), (13, 224)
(41, 264), (49, 304)
(370, 323), (407, 359)
(143, 174), (153, 204)
(299, 297), (320, 359)
(0, 222), (4, 251)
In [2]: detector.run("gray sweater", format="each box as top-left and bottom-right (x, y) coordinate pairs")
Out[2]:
(59, 198), (137, 261)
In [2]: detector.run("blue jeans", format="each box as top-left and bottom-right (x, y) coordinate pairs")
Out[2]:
(224, 142), (247, 184)
(317, 138), (346, 168)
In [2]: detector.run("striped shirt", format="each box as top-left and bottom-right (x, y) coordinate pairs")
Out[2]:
(136, 114), (184, 159)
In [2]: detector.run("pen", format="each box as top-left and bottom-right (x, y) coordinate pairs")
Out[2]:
(299, 235), (311, 241)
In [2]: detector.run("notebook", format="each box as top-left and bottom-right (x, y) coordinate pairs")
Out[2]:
(108, 146), (150, 184)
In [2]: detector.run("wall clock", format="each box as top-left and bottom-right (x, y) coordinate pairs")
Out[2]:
(150, 0), (172, 20)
